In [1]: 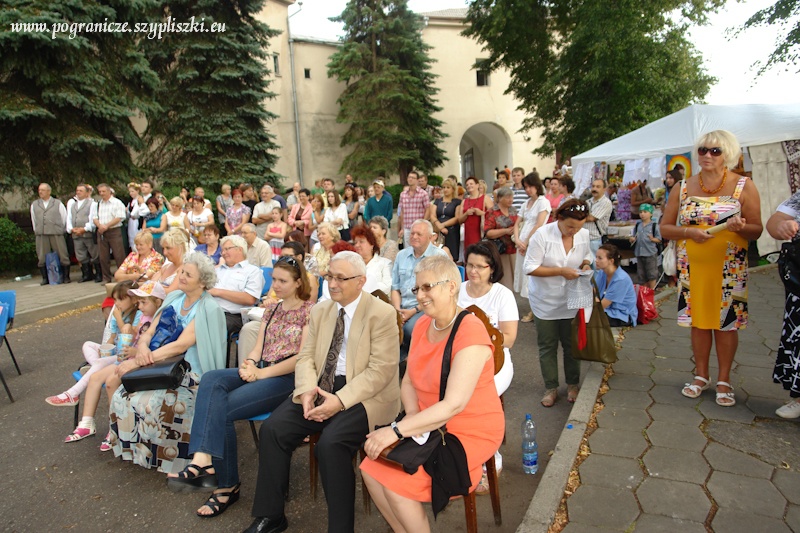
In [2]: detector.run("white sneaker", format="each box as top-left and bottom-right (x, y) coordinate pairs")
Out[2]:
(776, 399), (800, 419)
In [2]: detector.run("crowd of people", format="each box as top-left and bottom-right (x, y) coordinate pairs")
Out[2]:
(28, 128), (800, 532)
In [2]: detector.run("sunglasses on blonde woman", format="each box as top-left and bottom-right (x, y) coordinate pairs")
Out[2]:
(698, 146), (723, 157)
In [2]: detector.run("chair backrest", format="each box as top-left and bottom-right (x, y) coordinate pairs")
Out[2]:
(457, 265), (466, 282)
(465, 304), (505, 375)
(318, 276), (324, 300)
(0, 303), (9, 337)
(261, 267), (273, 297)
(0, 291), (16, 321)
(371, 289), (403, 345)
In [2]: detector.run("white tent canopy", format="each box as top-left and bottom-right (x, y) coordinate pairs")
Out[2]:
(572, 103), (800, 255)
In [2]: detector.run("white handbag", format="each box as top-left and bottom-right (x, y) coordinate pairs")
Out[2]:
(661, 179), (684, 277)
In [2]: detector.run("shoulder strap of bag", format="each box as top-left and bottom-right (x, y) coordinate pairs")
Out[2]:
(261, 302), (282, 346)
(439, 310), (470, 402)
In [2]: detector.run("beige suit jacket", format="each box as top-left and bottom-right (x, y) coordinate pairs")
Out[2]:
(293, 291), (401, 429)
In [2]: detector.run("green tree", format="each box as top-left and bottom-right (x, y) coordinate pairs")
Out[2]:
(327, 0), (447, 182)
(0, 0), (159, 197)
(140, 0), (281, 189)
(740, 0), (800, 74)
(463, 0), (721, 159)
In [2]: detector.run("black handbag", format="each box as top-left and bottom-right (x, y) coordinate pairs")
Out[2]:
(779, 240), (800, 293)
(486, 238), (506, 254)
(379, 310), (472, 517)
(121, 355), (190, 393)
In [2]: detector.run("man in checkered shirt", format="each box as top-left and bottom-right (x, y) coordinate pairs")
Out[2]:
(398, 171), (430, 245)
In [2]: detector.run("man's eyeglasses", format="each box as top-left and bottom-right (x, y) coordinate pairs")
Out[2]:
(221, 246), (238, 252)
(323, 273), (361, 284)
(698, 146), (723, 157)
(410, 280), (450, 295)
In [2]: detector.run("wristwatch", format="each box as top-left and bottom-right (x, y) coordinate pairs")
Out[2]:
(390, 421), (405, 440)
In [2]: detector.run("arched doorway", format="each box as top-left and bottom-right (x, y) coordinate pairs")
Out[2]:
(459, 122), (513, 185)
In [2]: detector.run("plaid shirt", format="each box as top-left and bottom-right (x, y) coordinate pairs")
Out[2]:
(96, 196), (126, 228)
(399, 188), (430, 230)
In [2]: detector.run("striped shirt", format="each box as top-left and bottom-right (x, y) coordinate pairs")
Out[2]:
(511, 185), (528, 212)
(96, 197), (126, 228)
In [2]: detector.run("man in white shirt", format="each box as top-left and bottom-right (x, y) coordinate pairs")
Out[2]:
(286, 182), (301, 207)
(585, 179), (614, 258)
(66, 183), (101, 283)
(211, 234), (264, 337)
(30, 183), (71, 284)
(92, 183), (128, 283)
(251, 185), (282, 239)
(240, 223), (273, 268)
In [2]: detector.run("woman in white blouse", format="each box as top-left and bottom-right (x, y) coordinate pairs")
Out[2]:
(350, 224), (392, 295)
(523, 199), (593, 407)
(324, 189), (350, 242)
(514, 173), (551, 318)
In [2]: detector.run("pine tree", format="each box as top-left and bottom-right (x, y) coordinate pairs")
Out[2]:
(0, 0), (159, 197)
(140, 0), (281, 189)
(327, 0), (447, 182)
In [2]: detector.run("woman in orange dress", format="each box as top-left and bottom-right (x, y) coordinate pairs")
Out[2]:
(360, 255), (504, 532)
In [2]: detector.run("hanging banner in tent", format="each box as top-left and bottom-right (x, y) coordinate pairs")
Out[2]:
(667, 153), (691, 177)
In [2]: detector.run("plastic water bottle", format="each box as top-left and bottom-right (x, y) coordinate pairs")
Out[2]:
(14, 274), (31, 281)
(522, 413), (538, 475)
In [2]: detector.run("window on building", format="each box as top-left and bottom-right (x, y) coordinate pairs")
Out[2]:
(476, 59), (490, 87)
(273, 53), (280, 76)
(304, 68), (311, 79)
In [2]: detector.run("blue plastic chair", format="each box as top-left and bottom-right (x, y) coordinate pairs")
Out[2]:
(249, 412), (271, 447)
(0, 291), (20, 376)
(261, 267), (273, 297)
(0, 304), (14, 402)
(457, 265), (466, 282)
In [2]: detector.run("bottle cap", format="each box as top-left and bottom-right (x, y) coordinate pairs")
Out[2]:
(525, 413), (531, 420)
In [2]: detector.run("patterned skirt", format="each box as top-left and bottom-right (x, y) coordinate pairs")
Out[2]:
(775, 291), (800, 398)
(108, 372), (199, 474)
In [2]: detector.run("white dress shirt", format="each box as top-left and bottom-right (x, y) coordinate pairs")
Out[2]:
(335, 292), (363, 376)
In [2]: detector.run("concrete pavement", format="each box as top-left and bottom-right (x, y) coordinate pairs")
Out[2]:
(557, 267), (800, 532)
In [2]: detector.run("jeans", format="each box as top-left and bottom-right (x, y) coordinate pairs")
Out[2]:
(533, 314), (581, 390)
(189, 368), (294, 487)
(400, 310), (423, 362)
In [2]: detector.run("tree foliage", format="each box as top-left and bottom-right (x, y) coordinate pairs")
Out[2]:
(327, 0), (447, 182)
(0, 0), (159, 198)
(739, 0), (800, 74)
(463, 0), (721, 159)
(139, 0), (281, 189)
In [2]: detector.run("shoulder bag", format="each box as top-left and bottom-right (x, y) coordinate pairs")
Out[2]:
(378, 310), (472, 517)
(779, 239), (800, 293)
(662, 179), (684, 277)
(122, 305), (189, 393)
(571, 279), (618, 364)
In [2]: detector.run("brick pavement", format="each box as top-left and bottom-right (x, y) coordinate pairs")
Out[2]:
(561, 267), (800, 532)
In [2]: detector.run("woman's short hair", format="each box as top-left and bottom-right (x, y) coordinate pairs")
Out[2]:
(465, 176), (479, 186)
(221, 235), (247, 255)
(326, 189), (341, 207)
(369, 216), (389, 234)
(495, 186), (513, 201)
(299, 188), (311, 197)
(203, 224), (220, 237)
(287, 230), (308, 252)
(311, 193), (325, 209)
(281, 240), (306, 260)
(465, 241), (504, 284)
(695, 129), (741, 168)
(183, 252), (218, 290)
(170, 196), (185, 209)
(350, 224), (379, 255)
(558, 176), (576, 194)
(145, 196), (160, 209)
(331, 241), (356, 255)
(441, 177), (457, 192)
(231, 188), (243, 197)
(133, 231), (154, 246)
(274, 256), (311, 301)
(316, 222), (341, 242)
(160, 228), (189, 252)
(523, 172), (545, 196)
(330, 250), (366, 276)
(111, 280), (137, 300)
(598, 243), (622, 267)
(414, 255), (462, 294)
(555, 198), (589, 221)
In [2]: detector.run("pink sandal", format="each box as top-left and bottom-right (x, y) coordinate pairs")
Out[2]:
(99, 433), (112, 452)
(64, 422), (96, 443)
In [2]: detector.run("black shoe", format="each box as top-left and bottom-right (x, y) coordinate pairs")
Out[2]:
(78, 262), (92, 283)
(93, 263), (103, 283)
(61, 266), (71, 284)
(39, 266), (49, 285)
(166, 463), (218, 493)
(243, 516), (288, 533)
(196, 484), (241, 518)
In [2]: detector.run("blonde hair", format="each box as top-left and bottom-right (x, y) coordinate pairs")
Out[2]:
(316, 222), (341, 242)
(414, 255), (461, 294)
(695, 129), (741, 169)
(160, 228), (189, 253)
(170, 196), (185, 209)
(133, 231), (153, 246)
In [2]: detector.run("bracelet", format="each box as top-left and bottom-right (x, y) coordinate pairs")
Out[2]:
(391, 421), (405, 440)
(335, 393), (346, 412)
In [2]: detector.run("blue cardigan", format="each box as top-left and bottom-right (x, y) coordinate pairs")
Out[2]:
(594, 268), (638, 326)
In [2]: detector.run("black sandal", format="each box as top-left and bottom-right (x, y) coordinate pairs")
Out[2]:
(196, 484), (241, 518)
(166, 463), (219, 493)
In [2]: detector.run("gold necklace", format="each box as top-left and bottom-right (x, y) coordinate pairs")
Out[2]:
(698, 167), (727, 194)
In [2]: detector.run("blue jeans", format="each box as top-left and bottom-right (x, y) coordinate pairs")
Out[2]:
(400, 310), (423, 362)
(189, 368), (294, 487)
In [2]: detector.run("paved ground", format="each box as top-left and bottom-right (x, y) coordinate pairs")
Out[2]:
(0, 271), (581, 532)
(561, 267), (800, 533)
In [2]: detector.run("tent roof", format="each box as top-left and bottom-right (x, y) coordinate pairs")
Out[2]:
(572, 103), (800, 166)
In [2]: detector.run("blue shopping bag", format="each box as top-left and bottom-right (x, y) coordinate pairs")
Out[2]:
(45, 252), (61, 285)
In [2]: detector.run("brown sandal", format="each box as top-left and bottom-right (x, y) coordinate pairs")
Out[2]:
(541, 389), (558, 407)
(567, 385), (580, 403)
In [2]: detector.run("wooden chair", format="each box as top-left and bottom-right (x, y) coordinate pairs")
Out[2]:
(360, 304), (505, 530)
(308, 289), (403, 500)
